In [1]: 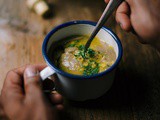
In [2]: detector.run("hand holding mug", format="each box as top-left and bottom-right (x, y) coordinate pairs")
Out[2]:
(0, 65), (63, 120)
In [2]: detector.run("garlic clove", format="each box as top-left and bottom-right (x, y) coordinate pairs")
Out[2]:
(34, 1), (49, 16)
(26, 0), (39, 9)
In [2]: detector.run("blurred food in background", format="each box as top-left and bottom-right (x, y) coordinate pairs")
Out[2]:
(26, 0), (56, 18)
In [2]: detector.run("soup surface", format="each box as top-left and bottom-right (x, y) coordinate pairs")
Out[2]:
(50, 35), (116, 76)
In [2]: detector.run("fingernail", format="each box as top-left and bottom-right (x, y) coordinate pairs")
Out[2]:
(25, 66), (39, 78)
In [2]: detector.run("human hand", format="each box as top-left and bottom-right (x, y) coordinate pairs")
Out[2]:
(0, 65), (63, 120)
(105, 0), (160, 50)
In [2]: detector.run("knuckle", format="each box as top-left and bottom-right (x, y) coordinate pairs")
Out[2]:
(6, 70), (14, 77)
(5, 71), (16, 83)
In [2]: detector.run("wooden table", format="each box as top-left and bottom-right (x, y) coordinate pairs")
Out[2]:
(0, 0), (160, 119)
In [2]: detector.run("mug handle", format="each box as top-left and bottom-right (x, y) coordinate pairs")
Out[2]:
(40, 66), (56, 81)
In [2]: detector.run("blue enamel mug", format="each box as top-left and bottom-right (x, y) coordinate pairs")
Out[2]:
(40, 21), (122, 101)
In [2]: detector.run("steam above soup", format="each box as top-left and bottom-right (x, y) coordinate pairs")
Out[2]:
(50, 35), (116, 76)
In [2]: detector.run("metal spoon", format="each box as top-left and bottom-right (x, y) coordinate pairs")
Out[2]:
(84, 0), (124, 52)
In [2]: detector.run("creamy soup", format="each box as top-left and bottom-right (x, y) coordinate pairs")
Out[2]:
(49, 35), (116, 76)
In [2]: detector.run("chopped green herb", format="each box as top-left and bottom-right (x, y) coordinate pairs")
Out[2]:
(83, 61), (99, 76)
(87, 48), (95, 57)
(78, 45), (85, 50)
(68, 44), (76, 47)
(74, 40), (80, 44)
(91, 67), (99, 74)
(79, 51), (85, 58)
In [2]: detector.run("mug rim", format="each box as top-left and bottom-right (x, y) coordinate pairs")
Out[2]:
(42, 20), (123, 79)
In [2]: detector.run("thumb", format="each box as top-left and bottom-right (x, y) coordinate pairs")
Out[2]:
(116, 1), (131, 32)
(24, 66), (42, 98)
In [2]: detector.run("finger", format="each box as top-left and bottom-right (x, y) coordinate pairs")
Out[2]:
(0, 75), (23, 119)
(13, 64), (47, 75)
(1, 70), (24, 103)
(104, 0), (110, 4)
(49, 93), (63, 104)
(55, 104), (64, 111)
(23, 66), (43, 98)
(1, 67), (27, 117)
(116, 1), (132, 31)
(0, 104), (8, 120)
(34, 64), (47, 71)
(0, 99), (5, 117)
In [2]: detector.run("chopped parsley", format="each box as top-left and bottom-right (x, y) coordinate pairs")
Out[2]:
(83, 61), (99, 76)
(77, 45), (96, 58)
(67, 44), (76, 47)
(74, 40), (80, 44)
(78, 45), (85, 50)
(87, 48), (95, 57)
(67, 40), (80, 47)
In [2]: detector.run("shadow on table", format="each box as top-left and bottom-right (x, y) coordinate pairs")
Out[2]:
(67, 67), (149, 110)
(42, 1), (56, 19)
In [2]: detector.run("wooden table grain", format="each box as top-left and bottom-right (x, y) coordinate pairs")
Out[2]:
(0, 0), (160, 120)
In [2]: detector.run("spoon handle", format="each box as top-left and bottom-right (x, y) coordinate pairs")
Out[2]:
(85, 0), (124, 51)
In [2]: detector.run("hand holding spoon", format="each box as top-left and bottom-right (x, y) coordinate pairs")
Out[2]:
(84, 0), (124, 52)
